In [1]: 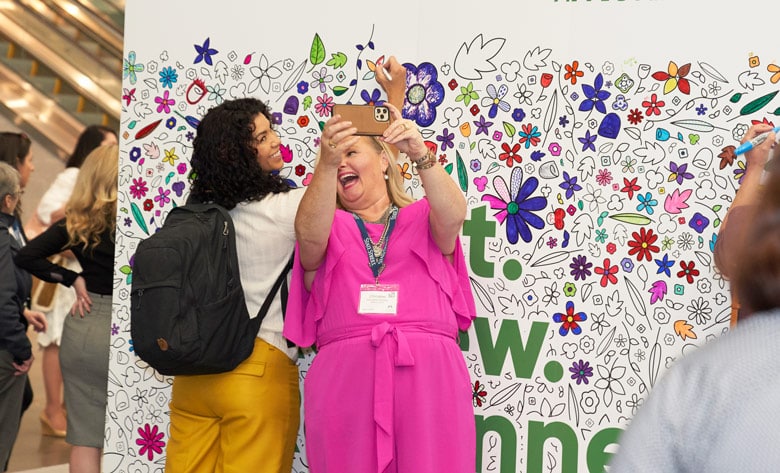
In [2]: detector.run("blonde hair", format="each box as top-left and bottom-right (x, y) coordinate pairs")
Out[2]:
(65, 144), (118, 250)
(369, 137), (415, 208)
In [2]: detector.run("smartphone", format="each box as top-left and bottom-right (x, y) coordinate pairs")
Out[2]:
(332, 104), (391, 135)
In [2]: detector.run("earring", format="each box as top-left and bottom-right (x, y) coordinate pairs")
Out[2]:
(384, 173), (389, 181)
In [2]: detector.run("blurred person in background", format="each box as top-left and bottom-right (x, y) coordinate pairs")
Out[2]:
(24, 125), (117, 437)
(16, 145), (118, 473)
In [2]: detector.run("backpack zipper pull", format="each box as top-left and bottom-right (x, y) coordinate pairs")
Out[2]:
(222, 221), (229, 249)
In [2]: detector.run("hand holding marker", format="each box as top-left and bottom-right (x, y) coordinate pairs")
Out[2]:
(734, 126), (780, 156)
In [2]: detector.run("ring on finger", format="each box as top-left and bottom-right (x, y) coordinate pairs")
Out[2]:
(328, 140), (337, 149)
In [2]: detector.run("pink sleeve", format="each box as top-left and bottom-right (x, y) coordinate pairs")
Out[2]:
(409, 199), (477, 331)
(283, 244), (315, 347)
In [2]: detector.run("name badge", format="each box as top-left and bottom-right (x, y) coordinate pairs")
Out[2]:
(358, 283), (399, 315)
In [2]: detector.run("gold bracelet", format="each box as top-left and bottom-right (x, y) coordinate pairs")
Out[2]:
(412, 150), (437, 171)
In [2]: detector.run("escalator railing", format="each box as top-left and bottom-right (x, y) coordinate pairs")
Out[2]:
(0, 0), (122, 157)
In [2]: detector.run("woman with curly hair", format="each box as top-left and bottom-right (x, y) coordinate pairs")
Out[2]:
(163, 97), (304, 473)
(15, 144), (117, 473)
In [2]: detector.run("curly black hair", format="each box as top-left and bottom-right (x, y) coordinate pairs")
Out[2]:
(189, 98), (291, 209)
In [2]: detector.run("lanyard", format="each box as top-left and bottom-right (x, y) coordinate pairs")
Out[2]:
(352, 205), (398, 283)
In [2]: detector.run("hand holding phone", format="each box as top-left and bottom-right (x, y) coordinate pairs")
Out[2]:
(332, 104), (392, 136)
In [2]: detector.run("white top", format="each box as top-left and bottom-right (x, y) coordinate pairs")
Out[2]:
(230, 188), (304, 360)
(36, 167), (79, 225)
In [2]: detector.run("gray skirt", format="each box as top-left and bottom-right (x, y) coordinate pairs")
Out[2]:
(60, 292), (112, 448)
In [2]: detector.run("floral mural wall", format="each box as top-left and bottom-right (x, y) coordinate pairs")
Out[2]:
(106, 1), (779, 472)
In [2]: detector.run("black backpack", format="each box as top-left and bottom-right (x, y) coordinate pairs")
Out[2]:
(130, 203), (291, 376)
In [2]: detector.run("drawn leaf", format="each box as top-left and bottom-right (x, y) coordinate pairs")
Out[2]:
(332, 86), (348, 97)
(597, 327), (616, 357)
(567, 384), (580, 426)
(624, 127), (641, 141)
(309, 33), (326, 66)
(503, 121), (517, 138)
(469, 277), (495, 315)
(531, 250), (572, 267)
(326, 52), (347, 68)
(624, 277), (647, 319)
(131, 202), (149, 235)
(456, 151), (468, 192)
(648, 341), (661, 387)
(283, 60), (307, 93)
(739, 90), (778, 116)
(673, 320), (697, 340)
(670, 119), (715, 133)
(609, 213), (653, 225)
(543, 90), (558, 133)
(698, 61), (729, 83)
(489, 382), (523, 407)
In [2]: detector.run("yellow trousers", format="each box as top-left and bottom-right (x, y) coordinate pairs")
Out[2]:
(165, 338), (300, 473)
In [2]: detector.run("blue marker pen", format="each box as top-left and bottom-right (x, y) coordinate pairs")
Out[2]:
(734, 125), (780, 156)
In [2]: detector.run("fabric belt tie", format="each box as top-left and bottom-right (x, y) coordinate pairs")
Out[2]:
(371, 322), (415, 473)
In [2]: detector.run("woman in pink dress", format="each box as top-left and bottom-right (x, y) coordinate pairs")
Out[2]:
(285, 99), (477, 473)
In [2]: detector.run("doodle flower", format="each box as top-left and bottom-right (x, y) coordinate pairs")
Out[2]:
(193, 37), (218, 66)
(579, 73), (611, 114)
(652, 61), (691, 95)
(481, 83), (511, 119)
(472, 380), (488, 407)
(136, 424), (165, 461)
(553, 301), (588, 336)
(564, 60), (584, 85)
(498, 142), (522, 167)
(627, 227), (660, 262)
(642, 93), (665, 116)
(594, 258), (619, 287)
(518, 123), (541, 148)
(403, 62), (445, 127)
(481, 167), (547, 244)
(570, 360), (594, 385)
(122, 51), (145, 85)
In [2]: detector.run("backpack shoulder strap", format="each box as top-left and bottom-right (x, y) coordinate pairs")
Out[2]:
(255, 254), (295, 322)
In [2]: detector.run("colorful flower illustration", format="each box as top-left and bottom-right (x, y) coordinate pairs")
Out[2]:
(403, 62), (445, 127)
(579, 73), (610, 114)
(481, 167), (547, 244)
(499, 143), (522, 167)
(594, 258), (619, 287)
(559, 171), (582, 200)
(193, 37), (218, 65)
(518, 123), (541, 149)
(564, 60), (584, 84)
(570, 360), (594, 385)
(627, 227), (660, 262)
(553, 301), (588, 336)
(472, 380), (488, 407)
(569, 255), (593, 281)
(481, 83), (510, 119)
(136, 424), (165, 461)
(652, 61), (691, 95)
(677, 260), (700, 283)
(642, 93), (665, 116)
(122, 51), (144, 85)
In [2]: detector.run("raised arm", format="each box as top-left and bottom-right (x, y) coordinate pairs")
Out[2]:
(294, 116), (358, 281)
(381, 103), (467, 257)
(715, 123), (776, 277)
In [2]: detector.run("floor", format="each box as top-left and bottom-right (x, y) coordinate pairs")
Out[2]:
(4, 113), (70, 472)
